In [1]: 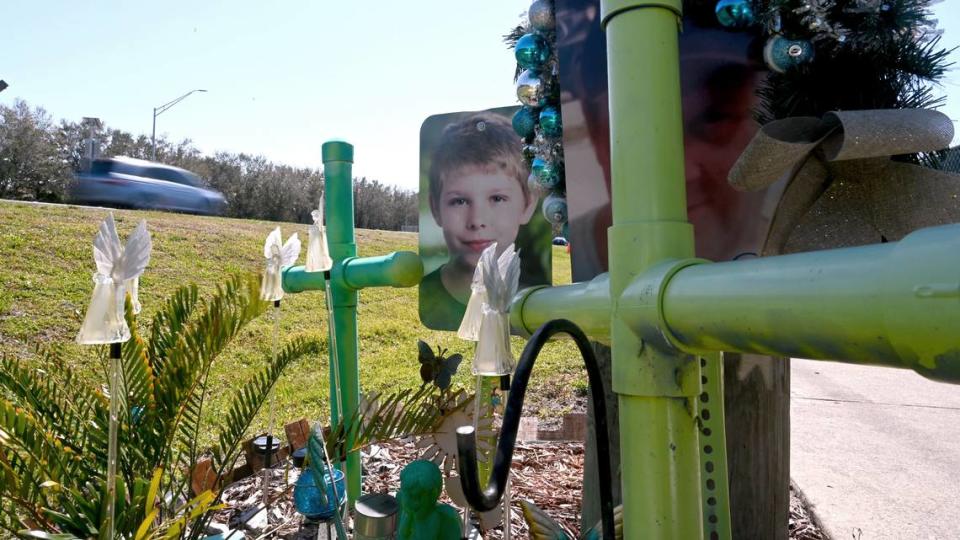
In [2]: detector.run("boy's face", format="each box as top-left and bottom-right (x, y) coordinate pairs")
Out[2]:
(432, 166), (536, 269)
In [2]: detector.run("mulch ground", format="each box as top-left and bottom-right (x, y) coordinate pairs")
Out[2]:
(215, 439), (824, 539)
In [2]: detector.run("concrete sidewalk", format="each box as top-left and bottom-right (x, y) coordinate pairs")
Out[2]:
(791, 359), (960, 539)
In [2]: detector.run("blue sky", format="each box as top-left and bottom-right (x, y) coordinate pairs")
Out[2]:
(4, 1), (959, 191)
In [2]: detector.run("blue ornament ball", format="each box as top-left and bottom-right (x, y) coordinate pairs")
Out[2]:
(763, 35), (814, 73)
(539, 106), (562, 138)
(715, 0), (755, 28)
(515, 33), (550, 71)
(512, 107), (538, 139)
(516, 70), (545, 107)
(542, 193), (567, 225)
(531, 157), (560, 189)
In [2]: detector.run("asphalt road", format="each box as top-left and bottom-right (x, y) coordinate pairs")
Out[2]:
(791, 358), (960, 539)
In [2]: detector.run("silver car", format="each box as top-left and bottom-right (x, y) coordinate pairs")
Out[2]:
(71, 156), (226, 215)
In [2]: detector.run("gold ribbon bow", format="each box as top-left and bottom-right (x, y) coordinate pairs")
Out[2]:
(729, 109), (960, 255)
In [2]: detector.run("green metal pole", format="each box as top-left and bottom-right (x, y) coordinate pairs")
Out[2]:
(601, 1), (703, 537)
(321, 140), (362, 505)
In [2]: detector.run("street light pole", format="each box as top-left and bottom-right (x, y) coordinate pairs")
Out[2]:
(151, 88), (207, 162)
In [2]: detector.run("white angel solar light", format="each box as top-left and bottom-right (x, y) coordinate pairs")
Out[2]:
(260, 227), (301, 302)
(471, 243), (521, 376)
(305, 194), (333, 273)
(76, 213), (152, 344)
(458, 243), (522, 342)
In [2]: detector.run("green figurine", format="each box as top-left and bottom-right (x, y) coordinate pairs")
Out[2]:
(396, 460), (462, 540)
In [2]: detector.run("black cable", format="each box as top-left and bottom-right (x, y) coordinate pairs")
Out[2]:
(456, 319), (615, 540)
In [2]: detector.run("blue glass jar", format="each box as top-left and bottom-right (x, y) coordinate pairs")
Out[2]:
(294, 467), (346, 520)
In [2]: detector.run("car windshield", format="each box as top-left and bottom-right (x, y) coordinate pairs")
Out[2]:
(146, 167), (202, 187)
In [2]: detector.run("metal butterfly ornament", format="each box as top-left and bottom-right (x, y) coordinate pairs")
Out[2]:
(417, 340), (464, 391)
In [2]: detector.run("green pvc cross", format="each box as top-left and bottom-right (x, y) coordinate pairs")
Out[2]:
(282, 141), (423, 506)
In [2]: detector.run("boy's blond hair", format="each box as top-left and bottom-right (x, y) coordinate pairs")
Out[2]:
(428, 112), (530, 216)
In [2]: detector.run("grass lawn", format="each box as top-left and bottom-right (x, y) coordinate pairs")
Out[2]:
(0, 200), (585, 450)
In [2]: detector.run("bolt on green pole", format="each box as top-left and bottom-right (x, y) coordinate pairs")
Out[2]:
(321, 140), (363, 505)
(601, 0), (704, 537)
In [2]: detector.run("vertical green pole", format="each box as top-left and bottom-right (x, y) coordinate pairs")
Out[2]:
(322, 140), (362, 504)
(601, 1), (703, 537)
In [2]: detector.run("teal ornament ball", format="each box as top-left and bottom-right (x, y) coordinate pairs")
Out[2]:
(531, 157), (560, 189)
(542, 193), (567, 225)
(715, 0), (754, 28)
(528, 0), (555, 31)
(512, 107), (538, 139)
(516, 70), (545, 107)
(515, 33), (550, 71)
(539, 106), (562, 138)
(763, 35), (814, 73)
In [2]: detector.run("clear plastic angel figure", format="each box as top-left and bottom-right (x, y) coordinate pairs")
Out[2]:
(76, 213), (152, 344)
(472, 243), (521, 376)
(305, 194), (333, 273)
(260, 227), (301, 302)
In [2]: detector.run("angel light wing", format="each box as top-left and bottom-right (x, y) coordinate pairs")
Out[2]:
(502, 249), (521, 305)
(280, 233), (301, 267)
(496, 243), (516, 277)
(92, 213), (123, 277)
(313, 194), (326, 227)
(116, 220), (152, 282)
(263, 227), (283, 259)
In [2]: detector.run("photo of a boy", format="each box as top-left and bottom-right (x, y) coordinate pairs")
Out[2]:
(419, 110), (550, 330)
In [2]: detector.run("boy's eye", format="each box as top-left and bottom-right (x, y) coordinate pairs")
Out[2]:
(447, 197), (468, 206)
(490, 194), (508, 203)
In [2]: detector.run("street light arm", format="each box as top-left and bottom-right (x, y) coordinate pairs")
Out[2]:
(154, 89), (207, 117)
(151, 88), (206, 162)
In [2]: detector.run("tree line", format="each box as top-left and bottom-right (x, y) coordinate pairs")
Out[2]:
(0, 99), (417, 229)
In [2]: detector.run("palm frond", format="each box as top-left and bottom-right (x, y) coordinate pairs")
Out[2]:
(1, 272), (313, 538)
(147, 283), (200, 368)
(210, 336), (320, 478)
(0, 352), (101, 480)
(0, 397), (80, 506)
(326, 386), (471, 461)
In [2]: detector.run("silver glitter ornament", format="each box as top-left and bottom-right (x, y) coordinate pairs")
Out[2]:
(528, 0), (555, 31)
(763, 35), (814, 73)
(516, 70), (545, 107)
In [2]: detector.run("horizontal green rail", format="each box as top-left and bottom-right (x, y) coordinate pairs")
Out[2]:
(513, 223), (960, 383)
(282, 251), (423, 294)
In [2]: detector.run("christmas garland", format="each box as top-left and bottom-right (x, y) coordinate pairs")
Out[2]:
(506, 0), (950, 233)
(506, 0), (567, 235)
